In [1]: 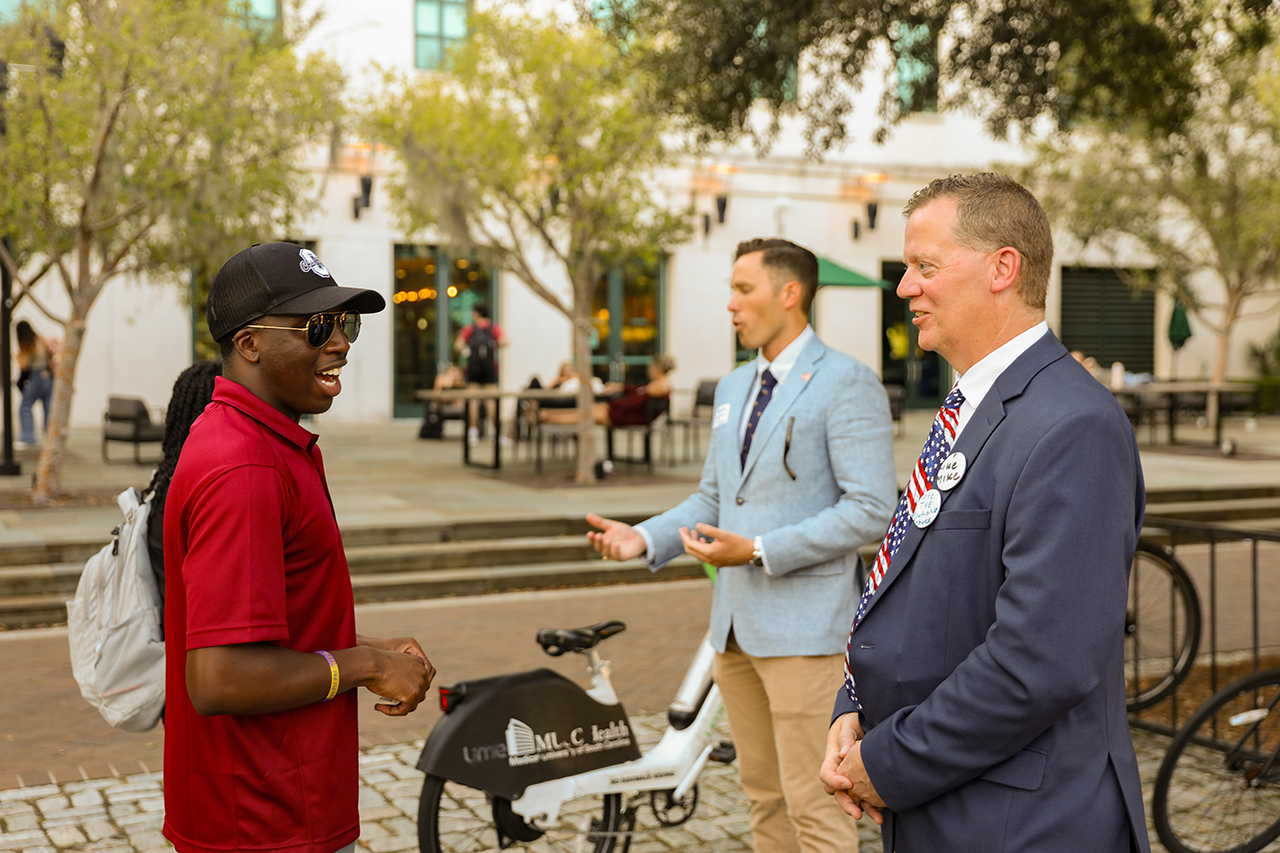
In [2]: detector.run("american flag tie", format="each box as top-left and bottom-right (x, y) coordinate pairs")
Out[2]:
(843, 385), (966, 711)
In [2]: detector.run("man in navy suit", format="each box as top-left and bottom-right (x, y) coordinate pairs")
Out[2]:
(588, 238), (897, 853)
(820, 174), (1150, 852)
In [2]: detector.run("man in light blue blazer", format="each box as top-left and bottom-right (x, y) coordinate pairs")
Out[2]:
(588, 238), (897, 853)
(820, 174), (1150, 852)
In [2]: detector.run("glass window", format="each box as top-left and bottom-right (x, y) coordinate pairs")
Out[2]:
(893, 21), (938, 114)
(415, 0), (469, 71)
(591, 258), (664, 385)
(391, 244), (495, 418)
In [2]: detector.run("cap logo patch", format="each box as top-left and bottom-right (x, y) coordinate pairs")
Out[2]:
(299, 248), (331, 279)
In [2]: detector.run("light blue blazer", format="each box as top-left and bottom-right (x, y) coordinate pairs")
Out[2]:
(638, 334), (896, 658)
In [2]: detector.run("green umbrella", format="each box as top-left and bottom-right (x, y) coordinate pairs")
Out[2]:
(1169, 298), (1192, 351)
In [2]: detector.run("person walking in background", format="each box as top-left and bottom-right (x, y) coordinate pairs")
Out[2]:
(163, 242), (435, 853)
(15, 320), (56, 448)
(454, 303), (506, 445)
(142, 359), (221, 634)
(821, 174), (1150, 852)
(586, 238), (897, 853)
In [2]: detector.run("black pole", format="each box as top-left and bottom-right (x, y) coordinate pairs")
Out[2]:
(0, 236), (20, 475)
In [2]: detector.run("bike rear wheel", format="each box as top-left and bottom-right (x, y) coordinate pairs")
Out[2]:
(419, 774), (626, 853)
(1126, 540), (1201, 711)
(1153, 668), (1280, 853)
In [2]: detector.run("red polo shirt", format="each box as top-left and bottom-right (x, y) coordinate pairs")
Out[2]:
(163, 377), (358, 853)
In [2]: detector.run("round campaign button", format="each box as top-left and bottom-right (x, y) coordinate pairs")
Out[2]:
(913, 488), (942, 528)
(936, 452), (967, 491)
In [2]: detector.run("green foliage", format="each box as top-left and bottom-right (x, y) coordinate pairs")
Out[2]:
(367, 11), (691, 309)
(592, 0), (1276, 152)
(366, 10), (692, 481)
(1027, 35), (1280, 383)
(0, 0), (344, 304)
(0, 0), (344, 500)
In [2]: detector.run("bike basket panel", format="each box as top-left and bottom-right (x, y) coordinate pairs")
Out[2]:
(417, 668), (642, 800)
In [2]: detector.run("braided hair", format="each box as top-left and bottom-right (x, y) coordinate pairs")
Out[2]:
(145, 360), (221, 511)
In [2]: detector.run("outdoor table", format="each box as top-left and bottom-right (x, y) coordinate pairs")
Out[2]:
(1110, 380), (1256, 448)
(415, 387), (583, 469)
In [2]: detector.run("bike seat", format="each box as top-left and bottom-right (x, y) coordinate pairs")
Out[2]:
(536, 620), (626, 656)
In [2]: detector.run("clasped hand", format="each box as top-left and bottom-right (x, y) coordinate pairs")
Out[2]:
(819, 714), (886, 824)
(359, 635), (435, 717)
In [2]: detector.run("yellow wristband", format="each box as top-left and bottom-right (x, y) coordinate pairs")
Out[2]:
(315, 650), (339, 701)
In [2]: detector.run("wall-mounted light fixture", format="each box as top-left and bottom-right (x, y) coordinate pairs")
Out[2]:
(861, 172), (887, 230)
(353, 174), (373, 219)
(692, 162), (738, 235)
(343, 141), (377, 220)
(842, 171), (888, 241)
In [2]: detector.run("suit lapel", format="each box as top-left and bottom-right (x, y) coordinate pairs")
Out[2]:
(740, 337), (825, 482)
(859, 332), (1069, 621)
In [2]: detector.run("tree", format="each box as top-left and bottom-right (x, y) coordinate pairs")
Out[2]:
(0, 0), (345, 505)
(366, 11), (692, 483)
(1026, 40), (1280, 420)
(589, 0), (1275, 153)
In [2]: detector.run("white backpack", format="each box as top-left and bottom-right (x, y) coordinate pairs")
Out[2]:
(66, 487), (165, 732)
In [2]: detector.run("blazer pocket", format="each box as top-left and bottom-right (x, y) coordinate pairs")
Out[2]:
(930, 509), (991, 530)
(977, 746), (1047, 791)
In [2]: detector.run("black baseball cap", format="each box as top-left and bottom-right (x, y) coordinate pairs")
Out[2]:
(206, 242), (386, 342)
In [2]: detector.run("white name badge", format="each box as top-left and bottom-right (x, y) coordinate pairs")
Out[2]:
(712, 403), (730, 429)
(913, 488), (942, 528)
(936, 452), (966, 491)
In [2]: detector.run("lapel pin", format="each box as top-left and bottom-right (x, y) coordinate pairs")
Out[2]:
(801, 372), (811, 381)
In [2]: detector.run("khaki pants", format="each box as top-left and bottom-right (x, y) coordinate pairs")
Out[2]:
(713, 635), (860, 853)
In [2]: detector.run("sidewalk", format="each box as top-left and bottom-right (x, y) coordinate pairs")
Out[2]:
(4, 409), (1279, 851)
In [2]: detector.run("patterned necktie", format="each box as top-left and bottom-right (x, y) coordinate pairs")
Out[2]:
(843, 384), (966, 711)
(740, 369), (777, 469)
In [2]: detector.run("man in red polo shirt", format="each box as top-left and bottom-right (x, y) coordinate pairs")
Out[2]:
(163, 243), (435, 853)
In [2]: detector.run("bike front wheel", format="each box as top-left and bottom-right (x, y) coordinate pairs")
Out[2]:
(418, 774), (628, 853)
(1153, 668), (1280, 853)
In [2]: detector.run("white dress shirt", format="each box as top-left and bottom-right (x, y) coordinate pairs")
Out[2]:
(953, 322), (1049, 441)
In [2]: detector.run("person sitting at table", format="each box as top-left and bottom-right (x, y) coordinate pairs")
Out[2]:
(541, 354), (674, 426)
(540, 360), (605, 409)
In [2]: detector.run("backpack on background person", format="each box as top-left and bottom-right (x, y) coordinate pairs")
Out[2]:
(467, 323), (497, 376)
(66, 487), (165, 732)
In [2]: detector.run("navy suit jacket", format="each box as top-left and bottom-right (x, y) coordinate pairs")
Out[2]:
(834, 331), (1151, 852)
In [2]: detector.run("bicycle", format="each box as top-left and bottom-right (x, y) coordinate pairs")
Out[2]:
(1152, 667), (1280, 853)
(1126, 539), (1202, 711)
(414, 619), (736, 853)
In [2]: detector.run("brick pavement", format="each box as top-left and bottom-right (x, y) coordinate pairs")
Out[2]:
(0, 710), (1181, 853)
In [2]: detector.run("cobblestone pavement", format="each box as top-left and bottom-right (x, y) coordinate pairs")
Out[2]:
(0, 715), (1189, 853)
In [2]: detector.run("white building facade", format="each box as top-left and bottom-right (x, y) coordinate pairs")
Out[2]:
(22, 0), (1275, 428)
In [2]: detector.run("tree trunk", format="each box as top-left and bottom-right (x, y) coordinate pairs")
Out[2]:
(1206, 325), (1231, 429)
(573, 309), (597, 484)
(31, 315), (85, 505)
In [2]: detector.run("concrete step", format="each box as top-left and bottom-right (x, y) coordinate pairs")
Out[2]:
(5, 487), (1279, 630)
(343, 536), (598, 575)
(0, 593), (70, 629)
(0, 512), (654, 569)
(1141, 496), (1280, 522)
(1145, 485), (1280, 505)
(351, 555), (706, 601)
(0, 562), (85, 597)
